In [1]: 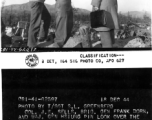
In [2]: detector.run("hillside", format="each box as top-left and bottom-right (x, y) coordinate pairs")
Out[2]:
(4, 3), (151, 19)
(2, 2), (90, 15)
(123, 11), (151, 19)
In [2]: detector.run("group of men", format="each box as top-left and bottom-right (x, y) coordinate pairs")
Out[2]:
(28, 0), (73, 48)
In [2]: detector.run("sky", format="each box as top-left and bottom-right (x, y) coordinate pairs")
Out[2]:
(2, 0), (152, 13)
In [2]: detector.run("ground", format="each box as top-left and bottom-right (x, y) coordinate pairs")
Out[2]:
(1, 26), (151, 48)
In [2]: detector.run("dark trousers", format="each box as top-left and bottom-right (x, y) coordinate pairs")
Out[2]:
(28, 1), (51, 47)
(54, 9), (73, 47)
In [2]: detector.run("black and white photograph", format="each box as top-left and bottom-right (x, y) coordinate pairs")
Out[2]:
(1, 0), (151, 49)
(0, 1), (152, 120)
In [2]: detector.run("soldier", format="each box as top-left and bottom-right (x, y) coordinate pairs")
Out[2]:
(53, 0), (73, 48)
(91, 0), (120, 48)
(28, 0), (51, 47)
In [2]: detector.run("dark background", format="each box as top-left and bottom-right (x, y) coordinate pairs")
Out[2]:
(2, 69), (152, 120)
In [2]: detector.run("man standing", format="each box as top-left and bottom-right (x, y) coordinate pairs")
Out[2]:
(91, 0), (119, 48)
(28, 0), (51, 47)
(54, 0), (73, 47)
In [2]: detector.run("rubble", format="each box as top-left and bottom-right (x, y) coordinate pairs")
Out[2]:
(11, 36), (22, 43)
(63, 36), (82, 48)
(116, 21), (151, 48)
(1, 20), (151, 48)
(124, 38), (146, 48)
(124, 36), (152, 48)
(79, 26), (92, 48)
(1, 34), (12, 47)
(64, 26), (101, 48)
(64, 26), (92, 48)
(6, 32), (15, 37)
(144, 37), (152, 48)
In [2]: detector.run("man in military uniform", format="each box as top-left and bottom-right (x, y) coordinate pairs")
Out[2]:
(91, 0), (120, 48)
(54, 0), (73, 47)
(28, 0), (51, 47)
